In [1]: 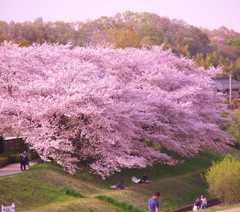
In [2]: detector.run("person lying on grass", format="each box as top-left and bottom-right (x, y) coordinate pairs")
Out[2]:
(110, 181), (127, 189)
(131, 175), (151, 184)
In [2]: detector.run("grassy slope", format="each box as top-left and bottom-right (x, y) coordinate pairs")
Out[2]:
(0, 152), (222, 212)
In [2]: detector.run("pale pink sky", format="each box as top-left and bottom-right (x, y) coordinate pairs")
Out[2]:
(0, 0), (240, 32)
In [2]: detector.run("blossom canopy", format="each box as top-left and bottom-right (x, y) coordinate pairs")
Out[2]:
(0, 43), (232, 177)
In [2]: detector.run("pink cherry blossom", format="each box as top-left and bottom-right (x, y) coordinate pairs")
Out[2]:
(0, 43), (232, 178)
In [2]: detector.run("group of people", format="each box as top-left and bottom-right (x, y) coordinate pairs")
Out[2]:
(147, 193), (208, 212)
(19, 151), (30, 171)
(110, 180), (209, 212)
(110, 178), (160, 212)
(17, 151), (209, 212)
(193, 195), (208, 211)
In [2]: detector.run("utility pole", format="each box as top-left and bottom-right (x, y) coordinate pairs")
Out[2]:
(229, 73), (232, 105)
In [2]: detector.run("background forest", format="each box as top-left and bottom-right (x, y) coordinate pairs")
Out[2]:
(1, 11), (240, 79)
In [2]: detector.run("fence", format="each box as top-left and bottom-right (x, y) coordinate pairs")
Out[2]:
(168, 198), (222, 212)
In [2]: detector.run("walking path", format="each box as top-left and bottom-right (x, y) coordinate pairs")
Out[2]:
(0, 162), (35, 176)
(218, 208), (240, 212)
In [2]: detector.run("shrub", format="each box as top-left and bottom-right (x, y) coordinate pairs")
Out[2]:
(0, 156), (9, 167)
(96, 195), (143, 212)
(205, 155), (240, 203)
(61, 186), (83, 198)
(7, 153), (19, 163)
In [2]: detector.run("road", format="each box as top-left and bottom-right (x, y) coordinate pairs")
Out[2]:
(0, 162), (35, 176)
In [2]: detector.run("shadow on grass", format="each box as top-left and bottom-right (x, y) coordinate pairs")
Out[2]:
(84, 151), (222, 187)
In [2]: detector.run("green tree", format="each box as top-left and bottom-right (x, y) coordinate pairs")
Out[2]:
(228, 38), (240, 50)
(109, 28), (141, 48)
(0, 21), (8, 42)
(205, 155), (240, 203)
(233, 57), (240, 80)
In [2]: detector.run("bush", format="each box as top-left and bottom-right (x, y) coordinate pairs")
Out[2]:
(96, 195), (143, 212)
(0, 156), (9, 167)
(7, 153), (19, 163)
(205, 155), (240, 203)
(61, 186), (83, 197)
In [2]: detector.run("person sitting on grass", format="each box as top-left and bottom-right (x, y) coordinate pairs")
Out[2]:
(131, 175), (150, 184)
(200, 195), (207, 209)
(194, 196), (202, 209)
(131, 176), (141, 184)
(148, 192), (160, 212)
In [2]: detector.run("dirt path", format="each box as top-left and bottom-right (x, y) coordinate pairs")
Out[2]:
(218, 208), (240, 212)
(0, 162), (35, 176)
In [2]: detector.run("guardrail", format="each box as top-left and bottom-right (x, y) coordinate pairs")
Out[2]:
(168, 198), (222, 212)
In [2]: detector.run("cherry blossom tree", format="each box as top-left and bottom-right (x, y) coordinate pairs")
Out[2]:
(0, 42), (232, 178)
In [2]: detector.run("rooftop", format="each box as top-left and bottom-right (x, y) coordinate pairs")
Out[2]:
(214, 78), (240, 91)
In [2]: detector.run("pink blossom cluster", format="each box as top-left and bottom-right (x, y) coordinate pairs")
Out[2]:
(0, 43), (232, 178)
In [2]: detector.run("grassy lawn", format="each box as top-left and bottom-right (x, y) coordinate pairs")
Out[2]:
(0, 152), (223, 212)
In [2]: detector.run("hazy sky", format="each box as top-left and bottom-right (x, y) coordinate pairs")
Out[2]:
(1, 0), (240, 31)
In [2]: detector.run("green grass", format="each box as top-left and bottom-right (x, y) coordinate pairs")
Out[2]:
(96, 195), (143, 212)
(0, 166), (75, 210)
(100, 151), (222, 186)
(0, 151), (224, 212)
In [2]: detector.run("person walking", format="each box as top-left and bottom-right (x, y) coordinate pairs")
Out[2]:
(148, 192), (160, 212)
(19, 152), (26, 171)
(23, 151), (30, 169)
(19, 151), (29, 171)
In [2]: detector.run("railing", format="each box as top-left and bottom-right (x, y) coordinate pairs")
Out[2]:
(168, 198), (222, 212)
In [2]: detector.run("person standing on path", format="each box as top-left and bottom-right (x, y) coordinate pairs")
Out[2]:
(19, 151), (29, 171)
(23, 151), (30, 169)
(148, 192), (160, 212)
(19, 152), (25, 171)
